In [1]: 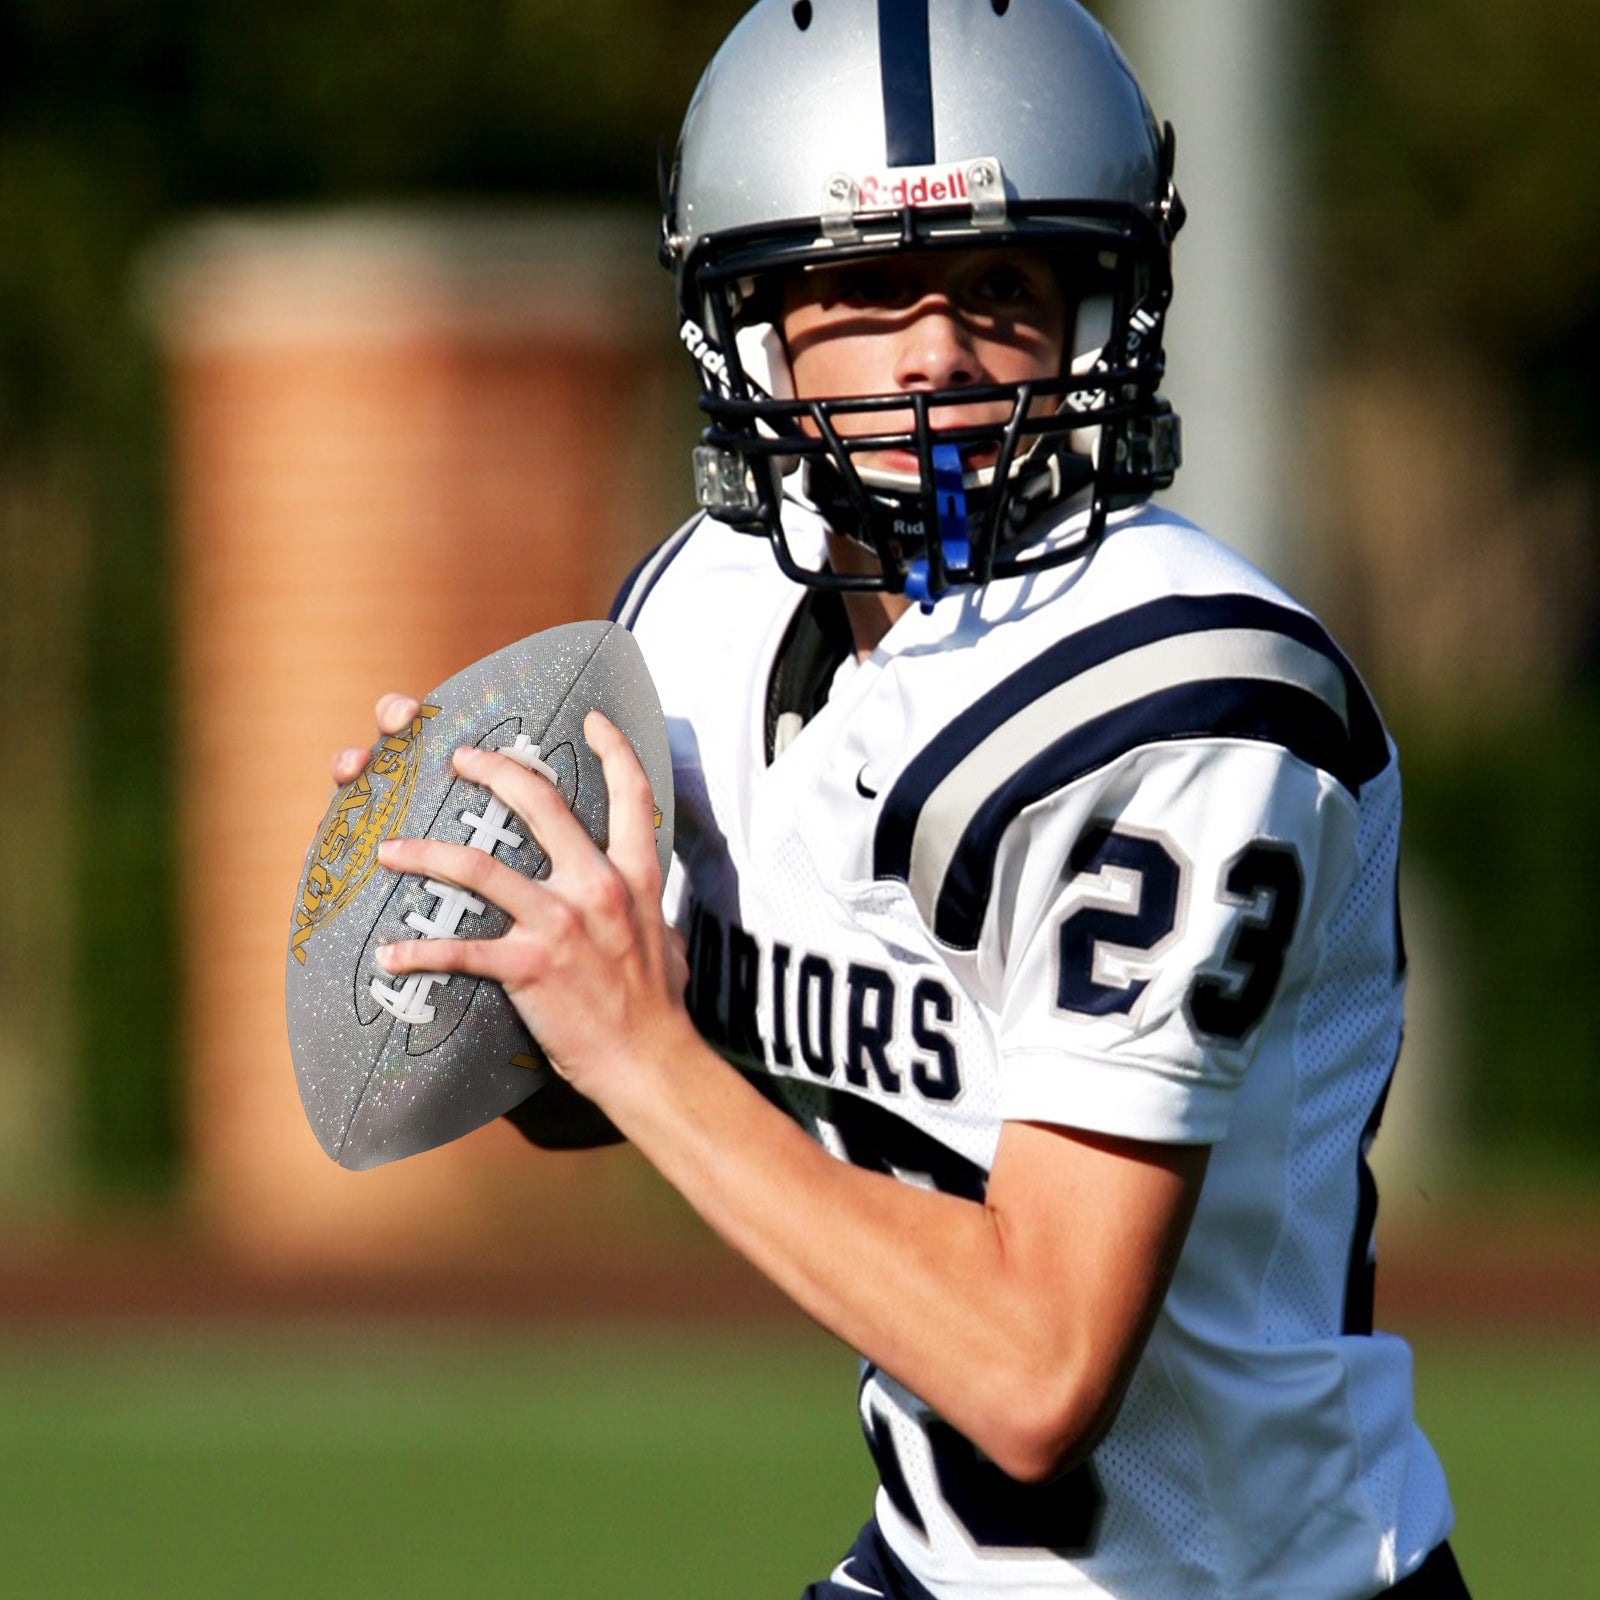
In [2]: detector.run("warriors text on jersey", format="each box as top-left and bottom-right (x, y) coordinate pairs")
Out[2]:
(612, 497), (1454, 1600)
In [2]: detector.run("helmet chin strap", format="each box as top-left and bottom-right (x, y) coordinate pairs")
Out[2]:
(905, 443), (971, 611)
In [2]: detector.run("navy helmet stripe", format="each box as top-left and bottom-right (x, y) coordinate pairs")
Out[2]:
(928, 678), (1359, 948)
(878, 0), (937, 166)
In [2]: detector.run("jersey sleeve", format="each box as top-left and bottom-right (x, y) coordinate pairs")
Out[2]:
(989, 739), (1359, 1144)
(868, 585), (1396, 1146)
(609, 515), (708, 935)
(607, 516), (704, 631)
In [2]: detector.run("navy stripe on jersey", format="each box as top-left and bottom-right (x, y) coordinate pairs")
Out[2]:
(930, 679), (1350, 947)
(607, 516), (701, 630)
(873, 593), (1390, 949)
(1343, 1064), (1395, 1336)
(878, 0), (937, 167)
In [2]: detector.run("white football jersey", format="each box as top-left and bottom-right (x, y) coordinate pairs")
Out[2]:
(613, 496), (1453, 1600)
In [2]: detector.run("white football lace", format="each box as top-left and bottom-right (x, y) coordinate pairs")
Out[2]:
(370, 734), (559, 1027)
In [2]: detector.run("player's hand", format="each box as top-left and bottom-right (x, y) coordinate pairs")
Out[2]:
(372, 710), (693, 1098)
(330, 693), (422, 786)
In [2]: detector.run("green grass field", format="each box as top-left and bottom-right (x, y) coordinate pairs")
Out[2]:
(0, 1325), (1590, 1597)
(1411, 1337), (1600, 1599)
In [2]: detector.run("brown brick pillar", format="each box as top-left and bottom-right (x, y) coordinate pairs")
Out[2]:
(150, 210), (683, 1265)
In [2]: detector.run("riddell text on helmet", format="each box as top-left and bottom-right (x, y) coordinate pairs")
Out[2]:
(853, 161), (973, 210)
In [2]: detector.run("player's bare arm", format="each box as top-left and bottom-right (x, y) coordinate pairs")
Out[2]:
(373, 714), (1206, 1484)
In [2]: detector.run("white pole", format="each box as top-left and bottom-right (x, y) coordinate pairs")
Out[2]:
(1112, 1), (1304, 583)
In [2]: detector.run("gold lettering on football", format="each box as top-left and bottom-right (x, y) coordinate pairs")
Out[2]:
(290, 706), (440, 965)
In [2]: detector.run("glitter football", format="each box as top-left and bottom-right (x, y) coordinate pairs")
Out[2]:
(285, 620), (673, 1170)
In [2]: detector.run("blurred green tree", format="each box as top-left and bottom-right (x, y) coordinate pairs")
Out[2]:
(1314, 0), (1600, 1170)
(1319, 0), (1600, 489)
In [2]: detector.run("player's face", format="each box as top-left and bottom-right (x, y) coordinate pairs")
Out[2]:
(779, 248), (1069, 477)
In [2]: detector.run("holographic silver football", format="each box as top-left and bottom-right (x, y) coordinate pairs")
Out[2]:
(285, 620), (673, 1170)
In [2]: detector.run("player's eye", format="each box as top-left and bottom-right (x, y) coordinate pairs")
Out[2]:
(966, 265), (1038, 309)
(821, 262), (910, 310)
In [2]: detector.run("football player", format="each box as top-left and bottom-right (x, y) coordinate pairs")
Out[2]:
(347, 2), (1471, 1594)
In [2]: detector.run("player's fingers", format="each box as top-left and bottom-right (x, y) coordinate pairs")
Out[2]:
(374, 692), (422, 735)
(331, 745), (371, 786)
(584, 711), (664, 895)
(372, 928), (526, 988)
(376, 834), (543, 924)
(453, 742), (648, 965)
(451, 745), (597, 873)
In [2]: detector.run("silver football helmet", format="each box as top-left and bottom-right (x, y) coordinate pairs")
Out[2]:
(660, 0), (1184, 600)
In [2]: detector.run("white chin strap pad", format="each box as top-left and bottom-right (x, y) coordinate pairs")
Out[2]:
(735, 321), (795, 402)
(733, 320), (800, 475)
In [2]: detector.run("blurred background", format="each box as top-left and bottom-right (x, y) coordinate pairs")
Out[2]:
(0, 1), (1596, 1594)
